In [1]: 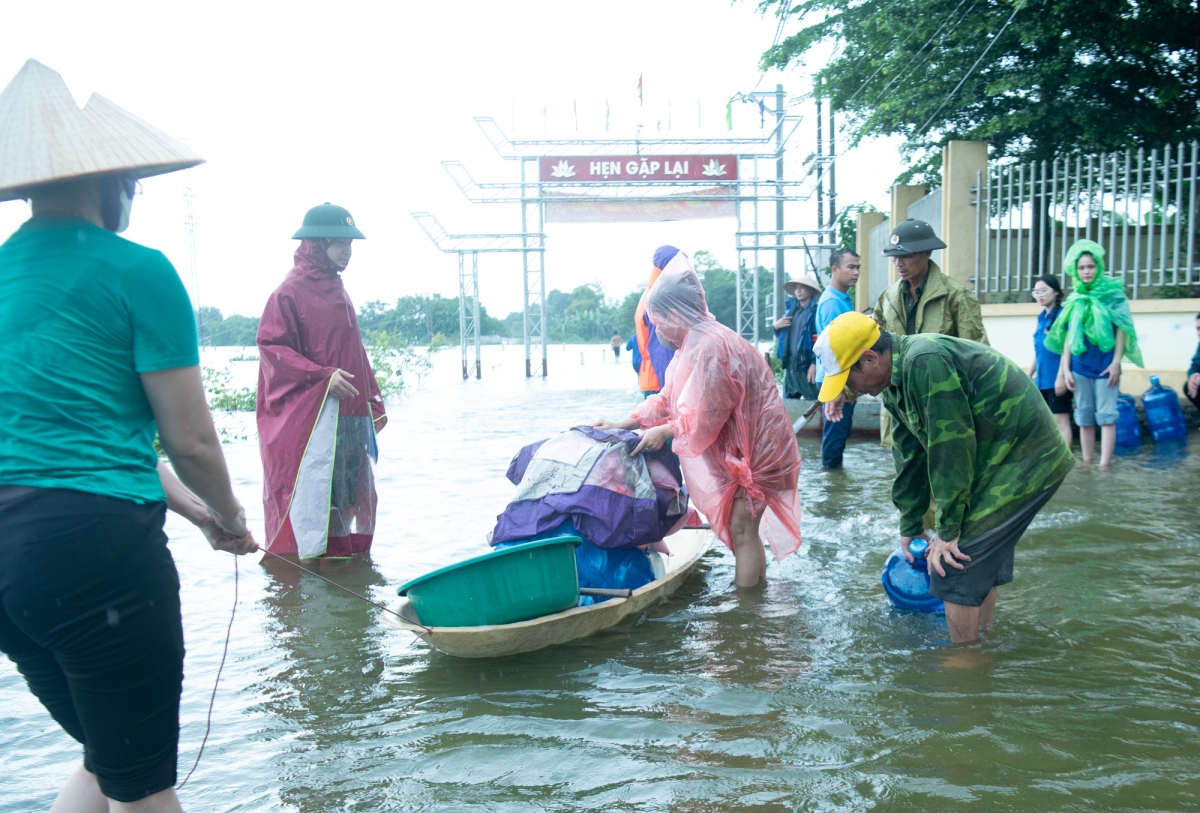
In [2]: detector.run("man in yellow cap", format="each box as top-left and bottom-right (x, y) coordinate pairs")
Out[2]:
(815, 313), (1073, 644)
(825, 219), (988, 445)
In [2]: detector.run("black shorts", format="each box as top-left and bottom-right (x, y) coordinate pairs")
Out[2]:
(929, 481), (1062, 607)
(1040, 387), (1073, 415)
(0, 487), (183, 802)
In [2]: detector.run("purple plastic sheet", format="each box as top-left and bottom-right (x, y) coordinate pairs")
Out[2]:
(491, 426), (689, 550)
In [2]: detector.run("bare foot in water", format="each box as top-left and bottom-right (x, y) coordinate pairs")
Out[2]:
(940, 647), (991, 670)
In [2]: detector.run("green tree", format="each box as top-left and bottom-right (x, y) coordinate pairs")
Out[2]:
(566, 284), (602, 314)
(194, 307), (261, 347)
(503, 310), (524, 338)
(694, 250), (738, 330)
(363, 329), (435, 399)
(835, 202), (879, 252)
(616, 288), (643, 338)
(759, 0), (1200, 181)
(208, 314), (260, 346)
(357, 294), (506, 343)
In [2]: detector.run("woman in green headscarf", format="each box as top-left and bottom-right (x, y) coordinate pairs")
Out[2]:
(1046, 239), (1142, 466)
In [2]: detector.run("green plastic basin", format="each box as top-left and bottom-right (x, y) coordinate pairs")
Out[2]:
(396, 536), (581, 627)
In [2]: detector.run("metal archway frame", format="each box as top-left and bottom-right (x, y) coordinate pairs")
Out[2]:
(416, 84), (838, 376)
(412, 213), (546, 379)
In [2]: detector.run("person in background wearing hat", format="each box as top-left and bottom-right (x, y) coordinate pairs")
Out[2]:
(825, 220), (988, 441)
(875, 218), (987, 342)
(634, 245), (682, 396)
(0, 60), (256, 812)
(814, 248), (861, 468)
(815, 313), (1073, 645)
(772, 272), (823, 400)
(257, 204), (386, 560)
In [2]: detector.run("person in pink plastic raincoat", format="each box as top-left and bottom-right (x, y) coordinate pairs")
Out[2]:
(594, 251), (802, 587)
(256, 204), (386, 559)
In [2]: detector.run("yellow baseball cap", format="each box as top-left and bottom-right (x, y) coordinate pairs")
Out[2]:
(815, 312), (881, 402)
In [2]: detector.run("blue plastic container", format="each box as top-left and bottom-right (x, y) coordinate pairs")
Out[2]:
(1142, 375), (1187, 441)
(1115, 394), (1141, 447)
(881, 538), (945, 613)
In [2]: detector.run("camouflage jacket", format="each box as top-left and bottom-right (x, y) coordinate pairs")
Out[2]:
(872, 262), (989, 344)
(882, 334), (1074, 541)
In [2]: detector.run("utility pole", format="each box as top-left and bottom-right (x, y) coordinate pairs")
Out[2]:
(828, 99), (837, 241)
(815, 93), (825, 239)
(774, 83), (786, 321)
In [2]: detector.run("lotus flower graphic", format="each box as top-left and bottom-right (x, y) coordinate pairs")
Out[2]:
(701, 159), (728, 177)
(549, 160), (576, 178)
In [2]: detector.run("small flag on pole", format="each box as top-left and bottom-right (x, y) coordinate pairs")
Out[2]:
(605, 100), (610, 131)
(574, 99), (579, 131)
(725, 99), (733, 131)
(637, 74), (643, 107)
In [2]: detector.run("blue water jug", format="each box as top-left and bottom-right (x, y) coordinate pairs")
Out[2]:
(881, 538), (945, 613)
(1142, 375), (1187, 441)
(1115, 394), (1141, 447)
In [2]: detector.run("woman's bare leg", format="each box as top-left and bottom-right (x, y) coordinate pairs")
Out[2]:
(49, 764), (106, 813)
(729, 489), (766, 588)
(1099, 424), (1116, 466)
(1054, 414), (1072, 448)
(1080, 425), (1096, 463)
(110, 786), (184, 813)
(48, 763), (185, 813)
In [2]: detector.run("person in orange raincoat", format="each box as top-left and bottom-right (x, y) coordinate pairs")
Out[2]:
(634, 245), (681, 395)
(595, 253), (802, 587)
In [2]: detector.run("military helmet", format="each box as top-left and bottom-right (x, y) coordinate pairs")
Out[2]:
(292, 202), (366, 240)
(882, 218), (945, 256)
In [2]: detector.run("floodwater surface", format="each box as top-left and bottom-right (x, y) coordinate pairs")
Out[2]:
(2, 344), (1198, 812)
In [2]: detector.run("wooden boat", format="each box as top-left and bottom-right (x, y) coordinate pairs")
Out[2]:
(383, 528), (713, 658)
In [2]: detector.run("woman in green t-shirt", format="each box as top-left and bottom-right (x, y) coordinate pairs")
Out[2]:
(0, 60), (258, 812)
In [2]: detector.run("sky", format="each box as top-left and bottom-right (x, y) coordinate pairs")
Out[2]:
(0, 0), (903, 320)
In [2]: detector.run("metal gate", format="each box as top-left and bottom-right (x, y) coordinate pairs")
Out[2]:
(975, 141), (1200, 299)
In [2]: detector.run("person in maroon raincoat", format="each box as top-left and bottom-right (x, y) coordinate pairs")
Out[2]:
(257, 203), (386, 558)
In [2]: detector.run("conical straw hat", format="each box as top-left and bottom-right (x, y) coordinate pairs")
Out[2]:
(0, 59), (203, 202)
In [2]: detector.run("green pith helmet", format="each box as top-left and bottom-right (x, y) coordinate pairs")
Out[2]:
(882, 218), (946, 256)
(292, 202), (366, 240)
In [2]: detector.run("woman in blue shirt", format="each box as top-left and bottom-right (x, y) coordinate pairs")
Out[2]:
(1028, 274), (1072, 446)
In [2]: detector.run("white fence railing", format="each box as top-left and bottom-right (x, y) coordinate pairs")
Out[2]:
(975, 141), (1199, 300)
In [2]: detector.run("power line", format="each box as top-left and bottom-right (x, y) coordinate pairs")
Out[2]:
(752, 2), (791, 93)
(914, 0), (1025, 137)
(825, 0), (1023, 196)
(872, 0), (976, 102)
(837, 0), (982, 146)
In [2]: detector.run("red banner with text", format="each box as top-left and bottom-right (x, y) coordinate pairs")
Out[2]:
(539, 155), (739, 183)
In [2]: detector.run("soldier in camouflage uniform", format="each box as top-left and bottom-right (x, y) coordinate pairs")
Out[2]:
(816, 313), (1074, 644)
(825, 219), (987, 449)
